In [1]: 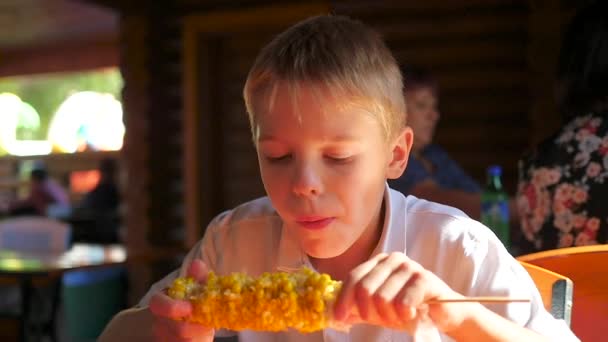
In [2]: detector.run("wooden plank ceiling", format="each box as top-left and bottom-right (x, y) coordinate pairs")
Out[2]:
(0, 0), (119, 76)
(0, 0), (117, 51)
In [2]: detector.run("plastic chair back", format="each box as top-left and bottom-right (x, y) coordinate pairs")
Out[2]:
(518, 261), (573, 325)
(517, 245), (608, 342)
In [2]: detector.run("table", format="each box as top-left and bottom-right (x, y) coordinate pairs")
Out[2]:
(0, 243), (127, 342)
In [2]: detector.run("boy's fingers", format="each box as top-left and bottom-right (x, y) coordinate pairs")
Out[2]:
(360, 252), (405, 298)
(177, 322), (214, 340)
(334, 253), (388, 320)
(358, 252), (409, 320)
(159, 316), (214, 339)
(354, 280), (372, 320)
(153, 321), (197, 342)
(379, 267), (414, 305)
(154, 315), (214, 341)
(153, 323), (188, 342)
(152, 323), (171, 342)
(376, 266), (414, 322)
(149, 292), (192, 319)
(187, 259), (209, 283)
(394, 273), (426, 321)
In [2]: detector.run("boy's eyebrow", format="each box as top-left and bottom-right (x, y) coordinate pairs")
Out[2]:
(257, 135), (276, 142)
(257, 135), (362, 144)
(257, 135), (280, 144)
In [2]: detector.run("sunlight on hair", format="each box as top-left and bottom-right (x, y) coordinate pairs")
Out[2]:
(249, 78), (402, 145)
(244, 15), (406, 145)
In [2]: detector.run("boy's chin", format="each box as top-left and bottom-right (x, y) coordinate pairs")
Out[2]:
(303, 242), (349, 259)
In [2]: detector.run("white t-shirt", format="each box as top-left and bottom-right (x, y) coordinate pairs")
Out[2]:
(139, 186), (578, 342)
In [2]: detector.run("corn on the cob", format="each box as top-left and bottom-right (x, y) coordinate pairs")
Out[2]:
(167, 267), (342, 333)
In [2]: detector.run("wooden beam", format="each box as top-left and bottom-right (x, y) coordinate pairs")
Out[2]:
(182, 2), (330, 248)
(0, 34), (118, 77)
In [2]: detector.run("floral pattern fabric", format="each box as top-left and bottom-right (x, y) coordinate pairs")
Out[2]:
(516, 112), (608, 253)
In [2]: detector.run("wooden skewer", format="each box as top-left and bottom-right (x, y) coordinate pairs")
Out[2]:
(428, 297), (530, 304)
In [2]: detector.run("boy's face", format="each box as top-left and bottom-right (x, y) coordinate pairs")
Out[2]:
(255, 82), (411, 259)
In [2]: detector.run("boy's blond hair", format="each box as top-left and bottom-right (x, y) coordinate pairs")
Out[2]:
(243, 15), (405, 140)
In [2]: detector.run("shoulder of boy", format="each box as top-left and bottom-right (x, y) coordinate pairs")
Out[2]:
(205, 196), (282, 234)
(403, 195), (499, 258)
(199, 196), (285, 273)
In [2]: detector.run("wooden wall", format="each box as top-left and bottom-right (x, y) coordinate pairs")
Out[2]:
(335, 0), (529, 192)
(119, 5), (192, 304)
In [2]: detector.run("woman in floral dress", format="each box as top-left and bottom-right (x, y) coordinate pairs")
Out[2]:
(516, 0), (608, 253)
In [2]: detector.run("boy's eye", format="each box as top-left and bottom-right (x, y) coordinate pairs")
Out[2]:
(325, 155), (353, 163)
(265, 154), (291, 163)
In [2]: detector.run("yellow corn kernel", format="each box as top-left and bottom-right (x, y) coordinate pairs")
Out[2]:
(167, 267), (342, 333)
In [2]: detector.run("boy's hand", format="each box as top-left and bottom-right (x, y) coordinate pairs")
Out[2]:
(149, 259), (215, 341)
(333, 252), (472, 333)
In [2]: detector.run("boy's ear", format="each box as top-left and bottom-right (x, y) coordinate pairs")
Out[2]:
(386, 127), (413, 179)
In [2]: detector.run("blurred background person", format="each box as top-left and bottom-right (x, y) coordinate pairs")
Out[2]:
(515, 0), (608, 253)
(4, 162), (69, 216)
(67, 158), (121, 244)
(77, 158), (120, 214)
(390, 65), (482, 218)
(71, 157), (121, 244)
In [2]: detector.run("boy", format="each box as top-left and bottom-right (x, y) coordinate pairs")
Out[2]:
(100, 15), (578, 341)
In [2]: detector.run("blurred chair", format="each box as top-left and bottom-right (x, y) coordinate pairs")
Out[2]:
(0, 216), (71, 342)
(517, 245), (608, 342)
(0, 216), (71, 252)
(518, 261), (572, 325)
(62, 266), (127, 341)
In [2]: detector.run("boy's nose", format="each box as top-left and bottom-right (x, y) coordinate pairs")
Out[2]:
(292, 164), (323, 197)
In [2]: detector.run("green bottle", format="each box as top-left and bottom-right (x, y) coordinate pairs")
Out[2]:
(480, 165), (510, 249)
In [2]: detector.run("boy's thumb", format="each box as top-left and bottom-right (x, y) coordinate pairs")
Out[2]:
(187, 259), (209, 283)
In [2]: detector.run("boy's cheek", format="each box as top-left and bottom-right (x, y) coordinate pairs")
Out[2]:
(258, 167), (284, 183)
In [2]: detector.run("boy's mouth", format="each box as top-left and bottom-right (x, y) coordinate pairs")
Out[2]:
(295, 216), (335, 230)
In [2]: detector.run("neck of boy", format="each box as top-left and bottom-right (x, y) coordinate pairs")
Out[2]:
(309, 200), (385, 282)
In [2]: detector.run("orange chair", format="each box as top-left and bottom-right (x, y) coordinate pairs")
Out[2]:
(517, 245), (608, 342)
(518, 261), (573, 325)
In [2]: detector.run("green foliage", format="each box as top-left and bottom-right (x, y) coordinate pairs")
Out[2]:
(0, 68), (123, 140)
